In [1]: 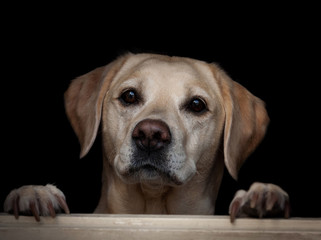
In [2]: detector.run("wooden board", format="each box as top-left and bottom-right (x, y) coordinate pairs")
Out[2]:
(1, 214), (321, 240)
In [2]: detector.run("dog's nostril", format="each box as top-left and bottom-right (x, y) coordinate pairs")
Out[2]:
(136, 131), (146, 140)
(132, 119), (171, 151)
(154, 132), (161, 140)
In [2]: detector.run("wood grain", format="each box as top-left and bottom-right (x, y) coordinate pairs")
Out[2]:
(1, 214), (320, 240)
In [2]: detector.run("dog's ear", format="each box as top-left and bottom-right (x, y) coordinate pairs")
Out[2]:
(64, 54), (131, 158)
(210, 64), (270, 180)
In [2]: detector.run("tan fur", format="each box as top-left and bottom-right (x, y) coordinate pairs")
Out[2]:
(5, 53), (290, 221)
(65, 53), (269, 214)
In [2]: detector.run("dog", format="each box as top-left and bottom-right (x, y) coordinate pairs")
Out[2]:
(4, 53), (290, 222)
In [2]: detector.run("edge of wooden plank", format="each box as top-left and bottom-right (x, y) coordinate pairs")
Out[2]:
(1, 214), (321, 240)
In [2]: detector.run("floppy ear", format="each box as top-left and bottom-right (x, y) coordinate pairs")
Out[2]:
(64, 54), (130, 158)
(210, 64), (270, 180)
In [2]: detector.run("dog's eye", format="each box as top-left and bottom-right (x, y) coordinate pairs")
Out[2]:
(120, 89), (139, 105)
(187, 98), (207, 113)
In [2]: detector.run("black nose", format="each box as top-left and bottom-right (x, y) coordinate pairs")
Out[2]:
(132, 119), (171, 151)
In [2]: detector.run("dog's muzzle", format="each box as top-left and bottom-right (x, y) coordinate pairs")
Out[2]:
(127, 119), (176, 183)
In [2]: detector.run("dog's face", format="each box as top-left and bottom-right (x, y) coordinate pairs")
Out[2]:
(102, 55), (225, 186)
(65, 53), (269, 188)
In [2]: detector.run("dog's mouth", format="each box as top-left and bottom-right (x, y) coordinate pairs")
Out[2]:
(126, 162), (183, 186)
(129, 162), (168, 178)
(140, 164), (160, 173)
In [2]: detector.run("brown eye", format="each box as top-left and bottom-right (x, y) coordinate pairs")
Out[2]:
(188, 97), (207, 113)
(120, 89), (139, 105)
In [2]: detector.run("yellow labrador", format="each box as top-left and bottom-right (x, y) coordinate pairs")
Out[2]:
(4, 53), (290, 222)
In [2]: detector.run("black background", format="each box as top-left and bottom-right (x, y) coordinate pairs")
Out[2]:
(1, 4), (320, 217)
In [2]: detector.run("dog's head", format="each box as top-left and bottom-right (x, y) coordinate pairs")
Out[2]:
(65, 53), (269, 186)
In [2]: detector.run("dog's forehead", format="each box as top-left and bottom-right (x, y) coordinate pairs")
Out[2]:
(136, 57), (198, 76)
(114, 54), (217, 93)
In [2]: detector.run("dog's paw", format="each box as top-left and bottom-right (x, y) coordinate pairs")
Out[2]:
(4, 184), (70, 221)
(229, 182), (290, 223)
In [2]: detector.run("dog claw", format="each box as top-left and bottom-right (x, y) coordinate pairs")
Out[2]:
(229, 183), (290, 222)
(12, 195), (20, 219)
(266, 191), (278, 211)
(55, 194), (70, 214)
(284, 200), (291, 219)
(47, 202), (56, 218)
(4, 184), (69, 221)
(229, 199), (241, 223)
(29, 201), (40, 222)
(250, 192), (259, 209)
(229, 190), (247, 223)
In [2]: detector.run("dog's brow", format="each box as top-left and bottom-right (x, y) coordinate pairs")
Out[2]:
(117, 77), (142, 90)
(186, 85), (211, 99)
